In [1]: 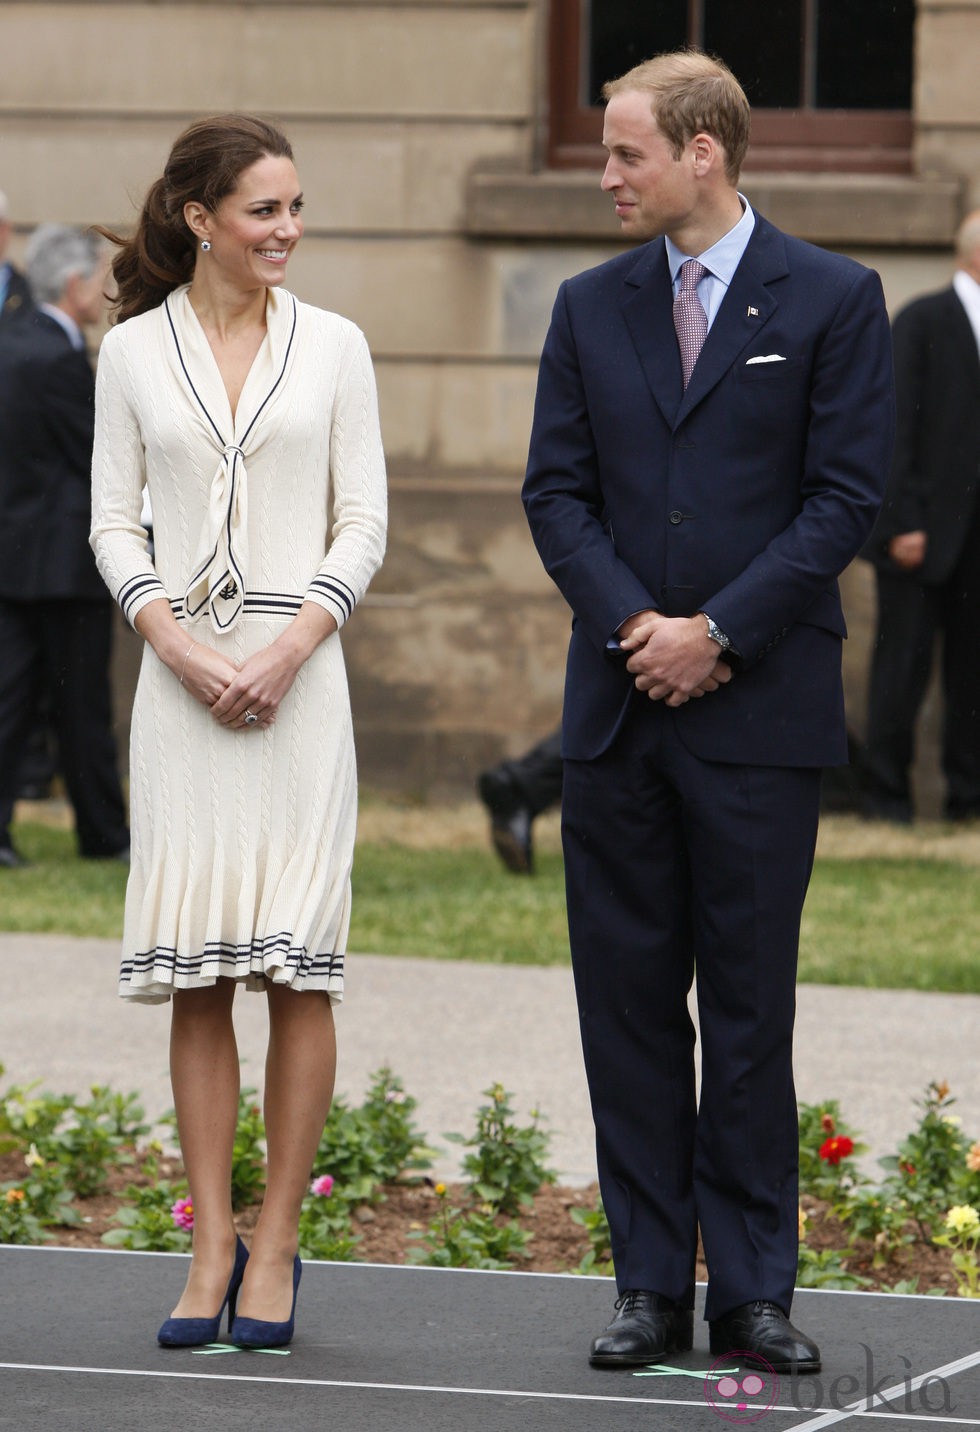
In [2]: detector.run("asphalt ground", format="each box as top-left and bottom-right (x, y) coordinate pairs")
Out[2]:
(1, 1247), (978, 1430)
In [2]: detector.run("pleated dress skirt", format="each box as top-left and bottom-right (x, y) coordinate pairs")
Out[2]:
(119, 615), (355, 1004)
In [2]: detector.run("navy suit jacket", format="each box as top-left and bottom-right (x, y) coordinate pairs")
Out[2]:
(0, 307), (108, 602)
(522, 212), (895, 767)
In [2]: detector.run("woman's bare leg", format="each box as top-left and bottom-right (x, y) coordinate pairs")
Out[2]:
(236, 983), (336, 1321)
(167, 979), (240, 1318)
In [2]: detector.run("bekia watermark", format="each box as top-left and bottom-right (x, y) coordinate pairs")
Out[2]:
(703, 1344), (954, 1421)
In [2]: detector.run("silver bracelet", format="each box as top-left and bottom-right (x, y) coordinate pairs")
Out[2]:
(178, 642), (196, 686)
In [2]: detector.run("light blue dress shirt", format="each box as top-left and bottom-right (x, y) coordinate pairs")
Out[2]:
(665, 196), (756, 331)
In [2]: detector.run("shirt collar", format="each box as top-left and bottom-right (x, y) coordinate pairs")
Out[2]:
(666, 195), (756, 286)
(40, 301), (85, 350)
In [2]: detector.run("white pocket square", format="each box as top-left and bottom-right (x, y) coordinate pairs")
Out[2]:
(745, 354), (786, 365)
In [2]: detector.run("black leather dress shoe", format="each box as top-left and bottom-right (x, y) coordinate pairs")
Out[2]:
(589, 1290), (694, 1368)
(0, 844), (28, 869)
(477, 771), (534, 874)
(709, 1300), (821, 1374)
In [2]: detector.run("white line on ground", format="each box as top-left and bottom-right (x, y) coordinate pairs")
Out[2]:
(782, 1347), (980, 1431)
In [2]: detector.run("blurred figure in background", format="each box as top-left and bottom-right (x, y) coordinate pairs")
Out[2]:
(477, 726), (562, 873)
(0, 189), (31, 325)
(0, 225), (129, 867)
(861, 210), (980, 824)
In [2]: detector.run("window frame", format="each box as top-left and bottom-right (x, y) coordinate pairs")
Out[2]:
(547, 0), (913, 173)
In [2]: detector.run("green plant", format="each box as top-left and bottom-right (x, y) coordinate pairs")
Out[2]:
(834, 1187), (916, 1268)
(796, 1243), (871, 1290)
(798, 1100), (867, 1202)
(0, 1070), (73, 1151)
(43, 1086), (144, 1198)
(314, 1067), (434, 1208)
(570, 1197), (613, 1277)
(933, 1204), (980, 1298)
(0, 1074), (145, 1198)
(445, 1083), (555, 1215)
(0, 1184), (52, 1245)
(879, 1081), (973, 1240)
(406, 1184), (531, 1269)
(102, 1158), (191, 1252)
(296, 1176), (360, 1262)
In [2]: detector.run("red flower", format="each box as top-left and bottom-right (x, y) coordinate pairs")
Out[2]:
(820, 1113), (836, 1134)
(819, 1135), (854, 1165)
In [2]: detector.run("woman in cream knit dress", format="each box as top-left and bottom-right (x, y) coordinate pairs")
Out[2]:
(90, 115), (386, 1347)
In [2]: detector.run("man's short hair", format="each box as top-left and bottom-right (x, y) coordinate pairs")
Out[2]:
(25, 224), (102, 305)
(602, 50), (751, 184)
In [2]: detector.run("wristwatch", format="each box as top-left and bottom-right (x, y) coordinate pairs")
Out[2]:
(701, 612), (732, 652)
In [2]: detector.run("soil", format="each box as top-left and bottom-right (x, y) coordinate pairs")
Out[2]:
(0, 1151), (959, 1295)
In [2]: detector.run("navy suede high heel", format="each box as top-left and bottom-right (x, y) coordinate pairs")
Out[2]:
(157, 1234), (249, 1347)
(230, 1254), (302, 1348)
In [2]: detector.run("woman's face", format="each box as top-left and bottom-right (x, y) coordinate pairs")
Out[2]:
(198, 154), (305, 292)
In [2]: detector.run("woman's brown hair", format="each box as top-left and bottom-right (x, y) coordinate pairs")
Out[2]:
(99, 113), (293, 323)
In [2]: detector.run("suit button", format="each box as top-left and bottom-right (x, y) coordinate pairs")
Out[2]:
(668, 510), (683, 525)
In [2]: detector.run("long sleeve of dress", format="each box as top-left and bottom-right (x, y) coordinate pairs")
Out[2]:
(304, 325), (387, 628)
(90, 330), (168, 626)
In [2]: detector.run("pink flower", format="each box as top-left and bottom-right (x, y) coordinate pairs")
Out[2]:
(170, 1196), (194, 1230)
(311, 1174), (334, 1197)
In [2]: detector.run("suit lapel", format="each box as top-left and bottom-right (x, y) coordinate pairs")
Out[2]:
(944, 288), (980, 394)
(621, 240), (682, 427)
(621, 217), (791, 430)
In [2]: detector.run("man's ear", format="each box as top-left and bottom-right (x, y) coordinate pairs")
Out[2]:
(691, 133), (714, 174)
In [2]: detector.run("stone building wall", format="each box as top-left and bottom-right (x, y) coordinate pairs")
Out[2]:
(1, 0), (976, 810)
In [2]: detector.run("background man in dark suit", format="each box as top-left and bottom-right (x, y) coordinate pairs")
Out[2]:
(861, 211), (980, 824)
(522, 51), (893, 1374)
(0, 224), (129, 866)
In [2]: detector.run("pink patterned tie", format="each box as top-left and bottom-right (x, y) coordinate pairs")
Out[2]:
(673, 259), (708, 389)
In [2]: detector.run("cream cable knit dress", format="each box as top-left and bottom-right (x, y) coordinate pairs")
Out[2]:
(90, 286), (387, 1004)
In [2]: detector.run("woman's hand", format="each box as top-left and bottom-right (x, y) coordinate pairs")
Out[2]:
(208, 601), (339, 730)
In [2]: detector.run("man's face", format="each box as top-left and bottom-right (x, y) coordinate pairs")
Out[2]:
(69, 256), (111, 327)
(600, 90), (697, 241)
(0, 219), (11, 264)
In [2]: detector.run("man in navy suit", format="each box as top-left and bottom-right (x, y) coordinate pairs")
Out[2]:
(0, 225), (129, 865)
(522, 51), (894, 1373)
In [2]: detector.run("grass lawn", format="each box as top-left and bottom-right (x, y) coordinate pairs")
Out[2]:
(1, 808), (977, 993)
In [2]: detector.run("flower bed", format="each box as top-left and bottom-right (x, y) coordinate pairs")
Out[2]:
(1, 1067), (977, 1296)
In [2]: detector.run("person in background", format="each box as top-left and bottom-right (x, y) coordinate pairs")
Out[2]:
(860, 210), (980, 824)
(477, 726), (562, 873)
(91, 114), (387, 1351)
(522, 50), (893, 1374)
(0, 189), (32, 324)
(0, 225), (129, 869)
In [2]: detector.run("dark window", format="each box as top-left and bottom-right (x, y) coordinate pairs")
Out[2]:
(550, 0), (914, 171)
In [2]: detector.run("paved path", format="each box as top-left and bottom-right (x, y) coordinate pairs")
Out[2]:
(1, 932), (977, 1182)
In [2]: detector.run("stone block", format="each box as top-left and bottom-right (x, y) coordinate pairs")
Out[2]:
(0, 3), (533, 118)
(285, 236), (497, 355)
(375, 360), (537, 470)
(915, 7), (980, 125)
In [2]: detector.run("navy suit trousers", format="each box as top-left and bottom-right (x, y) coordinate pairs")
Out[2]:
(561, 692), (821, 1321)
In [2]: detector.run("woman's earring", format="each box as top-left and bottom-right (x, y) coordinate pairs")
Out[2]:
(201, 240), (211, 252)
